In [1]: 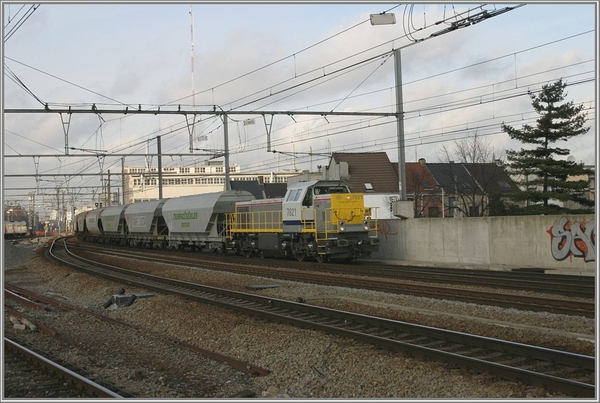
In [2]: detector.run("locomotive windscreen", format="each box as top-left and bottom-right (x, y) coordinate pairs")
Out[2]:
(313, 185), (349, 195)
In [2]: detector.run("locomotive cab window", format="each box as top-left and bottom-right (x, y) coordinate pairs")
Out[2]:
(302, 189), (313, 207)
(286, 189), (299, 201)
(314, 186), (349, 195)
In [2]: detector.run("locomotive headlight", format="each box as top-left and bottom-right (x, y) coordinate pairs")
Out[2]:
(339, 221), (346, 232)
(363, 220), (369, 231)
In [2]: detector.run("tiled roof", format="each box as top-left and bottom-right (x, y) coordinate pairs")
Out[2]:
(330, 152), (399, 193)
(425, 163), (484, 195)
(462, 163), (520, 194)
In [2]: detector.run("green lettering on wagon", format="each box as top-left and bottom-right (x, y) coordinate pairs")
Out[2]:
(173, 212), (198, 220)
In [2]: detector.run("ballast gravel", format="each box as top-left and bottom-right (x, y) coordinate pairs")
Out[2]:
(2, 239), (595, 399)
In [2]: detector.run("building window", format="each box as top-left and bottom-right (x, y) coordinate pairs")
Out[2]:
(469, 205), (479, 216)
(428, 206), (440, 217)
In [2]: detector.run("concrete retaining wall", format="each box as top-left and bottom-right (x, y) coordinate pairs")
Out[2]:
(374, 214), (596, 276)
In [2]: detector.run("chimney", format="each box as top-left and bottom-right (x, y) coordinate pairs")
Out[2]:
(418, 158), (426, 166)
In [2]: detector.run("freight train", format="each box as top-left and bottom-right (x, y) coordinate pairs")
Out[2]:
(73, 180), (379, 262)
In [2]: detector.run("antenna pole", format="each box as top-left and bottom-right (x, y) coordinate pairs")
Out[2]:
(189, 5), (196, 152)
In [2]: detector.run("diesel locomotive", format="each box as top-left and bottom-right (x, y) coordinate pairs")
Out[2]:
(73, 180), (379, 262)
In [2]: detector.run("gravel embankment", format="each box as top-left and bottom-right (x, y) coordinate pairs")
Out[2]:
(3, 239), (594, 398)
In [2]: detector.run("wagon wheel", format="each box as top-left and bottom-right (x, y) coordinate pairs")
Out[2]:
(244, 249), (253, 258)
(294, 251), (306, 262)
(315, 254), (325, 263)
(259, 250), (266, 259)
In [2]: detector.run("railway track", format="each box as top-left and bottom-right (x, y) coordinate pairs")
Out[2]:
(4, 337), (130, 398)
(4, 283), (271, 379)
(48, 237), (596, 397)
(68, 240), (595, 318)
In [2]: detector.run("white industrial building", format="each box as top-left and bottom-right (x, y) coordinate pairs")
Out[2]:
(122, 161), (301, 203)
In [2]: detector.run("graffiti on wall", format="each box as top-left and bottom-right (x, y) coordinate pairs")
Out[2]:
(547, 217), (595, 262)
(378, 220), (398, 240)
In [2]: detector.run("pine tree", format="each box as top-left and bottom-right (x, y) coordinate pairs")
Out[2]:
(502, 79), (593, 213)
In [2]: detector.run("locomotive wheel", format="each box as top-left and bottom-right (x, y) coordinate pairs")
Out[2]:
(294, 251), (306, 262)
(315, 254), (326, 263)
(244, 249), (253, 258)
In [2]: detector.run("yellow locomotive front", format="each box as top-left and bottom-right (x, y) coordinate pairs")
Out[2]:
(227, 180), (378, 262)
(311, 189), (379, 261)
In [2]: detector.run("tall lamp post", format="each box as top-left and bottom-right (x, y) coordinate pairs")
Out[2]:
(370, 13), (406, 201)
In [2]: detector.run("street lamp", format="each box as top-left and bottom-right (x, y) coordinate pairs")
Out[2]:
(370, 13), (407, 201)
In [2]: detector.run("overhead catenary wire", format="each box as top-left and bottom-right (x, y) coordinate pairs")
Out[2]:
(3, 5), (596, 208)
(3, 4), (40, 43)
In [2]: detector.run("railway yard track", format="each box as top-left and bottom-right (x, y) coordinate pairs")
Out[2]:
(68, 239), (595, 318)
(4, 237), (595, 398)
(4, 337), (130, 398)
(41, 237), (595, 396)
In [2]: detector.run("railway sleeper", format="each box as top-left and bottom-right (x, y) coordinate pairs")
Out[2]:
(338, 323), (370, 332)
(495, 356), (529, 366)
(418, 339), (451, 349)
(391, 335), (431, 345)
(313, 318), (346, 326)
(436, 344), (472, 353)
(372, 329), (396, 338)
(473, 351), (506, 361)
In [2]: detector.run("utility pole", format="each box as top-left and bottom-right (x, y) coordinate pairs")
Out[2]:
(107, 170), (111, 206)
(62, 190), (66, 233)
(394, 48), (407, 201)
(157, 136), (163, 199)
(223, 114), (231, 191)
(28, 192), (35, 234)
(56, 187), (60, 232)
(121, 157), (126, 205)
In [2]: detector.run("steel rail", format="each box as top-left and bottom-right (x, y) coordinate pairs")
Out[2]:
(4, 338), (125, 398)
(52, 238), (595, 397)
(4, 282), (270, 378)
(68, 242), (595, 318)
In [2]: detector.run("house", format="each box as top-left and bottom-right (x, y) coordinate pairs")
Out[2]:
(324, 152), (520, 218)
(411, 160), (520, 217)
(563, 166), (595, 210)
(405, 160), (443, 217)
